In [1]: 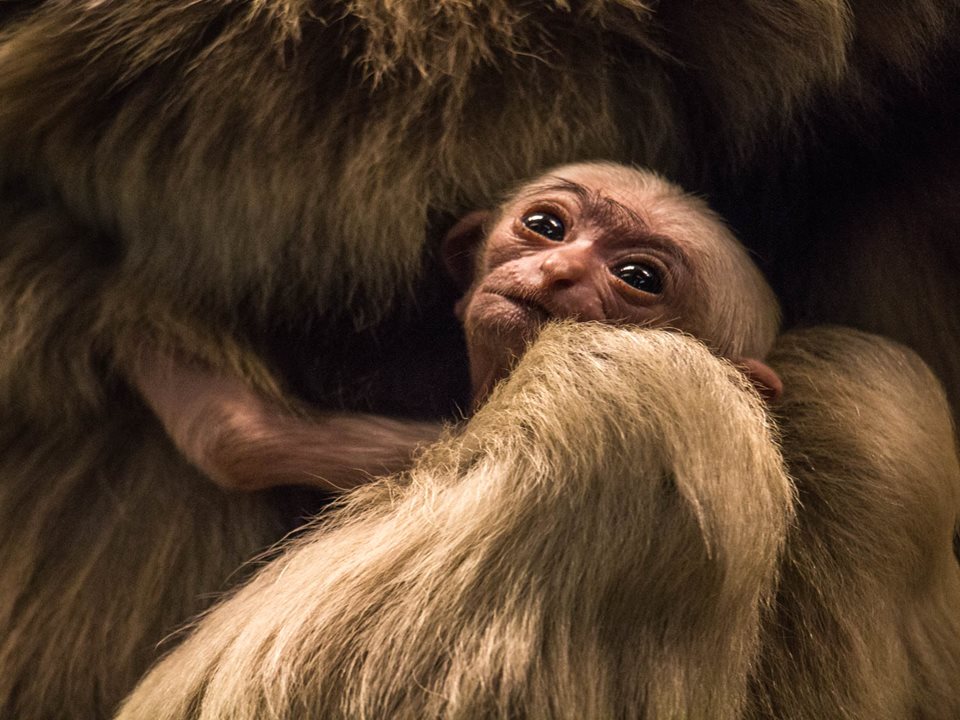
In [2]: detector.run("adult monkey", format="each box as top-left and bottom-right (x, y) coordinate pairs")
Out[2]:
(0, 1), (959, 718)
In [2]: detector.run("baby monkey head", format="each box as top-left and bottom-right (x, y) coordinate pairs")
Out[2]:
(444, 162), (781, 405)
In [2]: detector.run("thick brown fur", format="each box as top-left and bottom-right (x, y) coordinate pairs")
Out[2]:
(117, 325), (960, 719)
(0, 1), (959, 718)
(0, 202), (289, 717)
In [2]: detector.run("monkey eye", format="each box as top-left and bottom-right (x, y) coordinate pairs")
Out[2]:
(521, 212), (565, 241)
(613, 263), (663, 294)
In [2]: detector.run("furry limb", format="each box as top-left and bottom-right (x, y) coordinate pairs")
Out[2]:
(118, 323), (791, 719)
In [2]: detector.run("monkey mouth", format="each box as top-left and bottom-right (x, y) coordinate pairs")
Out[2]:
(489, 291), (552, 324)
(467, 291), (552, 346)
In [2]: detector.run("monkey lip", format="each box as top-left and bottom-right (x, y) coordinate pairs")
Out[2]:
(468, 290), (552, 342)
(487, 291), (552, 323)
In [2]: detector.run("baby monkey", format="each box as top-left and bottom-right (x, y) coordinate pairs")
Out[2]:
(447, 161), (782, 406)
(130, 162), (781, 493)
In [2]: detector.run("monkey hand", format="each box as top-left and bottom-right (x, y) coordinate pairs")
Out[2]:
(129, 346), (444, 492)
(199, 407), (445, 492)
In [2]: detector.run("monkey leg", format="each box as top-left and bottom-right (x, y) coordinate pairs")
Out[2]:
(118, 323), (792, 720)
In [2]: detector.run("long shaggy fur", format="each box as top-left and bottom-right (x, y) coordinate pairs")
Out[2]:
(0, 2), (958, 718)
(0, 1), (950, 325)
(118, 324), (792, 719)
(119, 326), (960, 719)
(0, 202), (288, 718)
(757, 327), (960, 719)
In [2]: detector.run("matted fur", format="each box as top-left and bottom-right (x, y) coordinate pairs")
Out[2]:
(0, 2), (957, 718)
(119, 324), (792, 719)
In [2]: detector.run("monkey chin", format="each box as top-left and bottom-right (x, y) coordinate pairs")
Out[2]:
(464, 291), (551, 407)
(466, 292), (552, 363)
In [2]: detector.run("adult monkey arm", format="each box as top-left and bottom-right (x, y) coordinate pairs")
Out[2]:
(118, 323), (792, 720)
(118, 325), (960, 719)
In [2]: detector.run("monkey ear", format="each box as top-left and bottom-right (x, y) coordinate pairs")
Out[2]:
(736, 358), (783, 403)
(442, 210), (491, 291)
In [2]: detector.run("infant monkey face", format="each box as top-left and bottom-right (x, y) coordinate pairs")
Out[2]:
(463, 165), (693, 346)
(451, 162), (782, 405)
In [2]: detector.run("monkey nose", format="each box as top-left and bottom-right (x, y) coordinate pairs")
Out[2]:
(540, 251), (586, 281)
(534, 249), (601, 318)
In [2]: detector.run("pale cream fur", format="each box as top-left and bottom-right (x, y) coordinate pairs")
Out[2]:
(120, 325), (960, 720)
(119, 324), (792, 719)
(119, 325), (960, 719)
